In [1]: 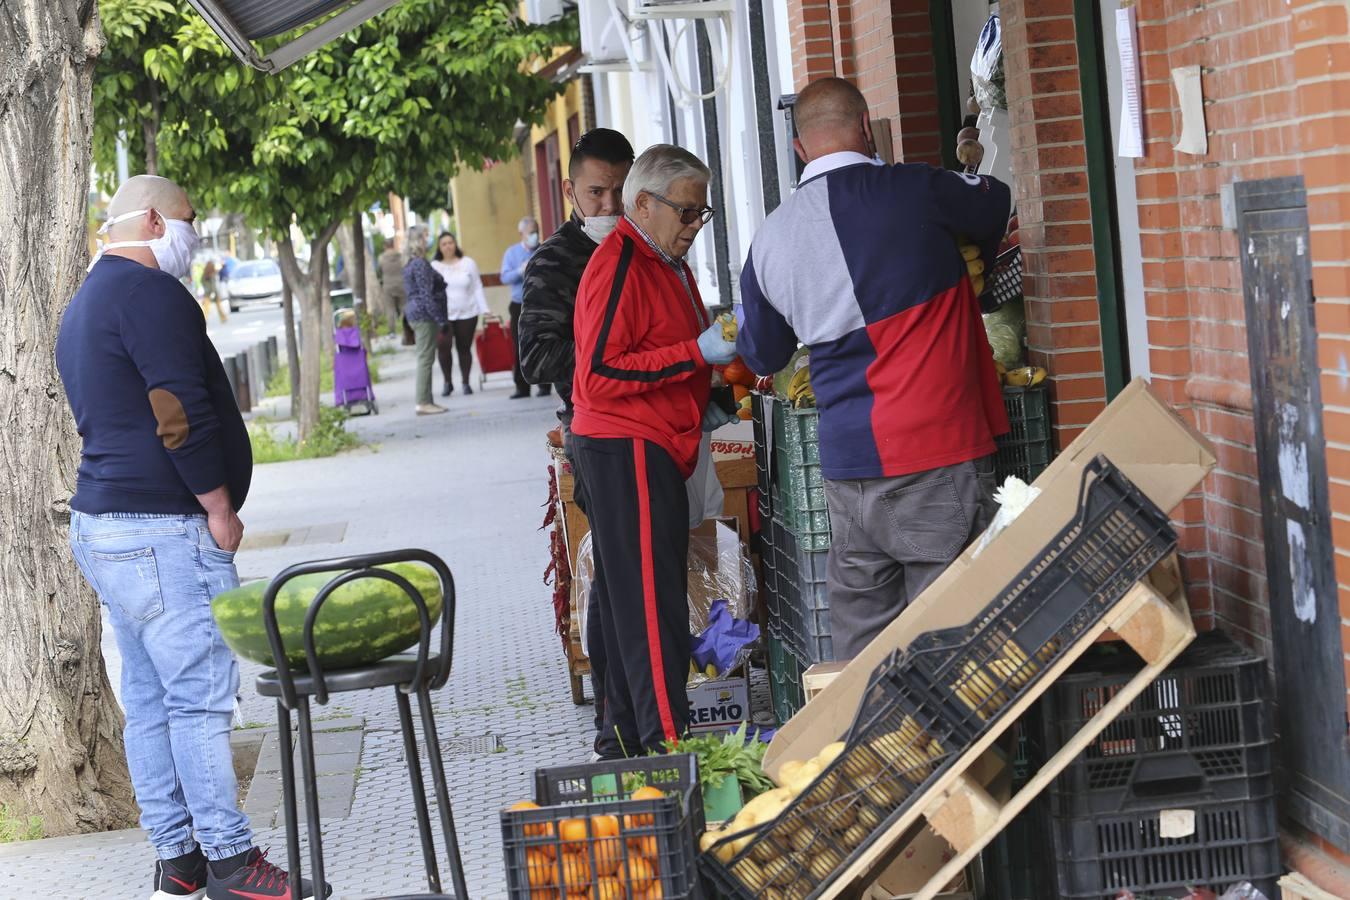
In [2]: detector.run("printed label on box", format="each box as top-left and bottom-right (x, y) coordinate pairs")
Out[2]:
(1158, 808), (1196, 838)
(687, 675), (751, 733)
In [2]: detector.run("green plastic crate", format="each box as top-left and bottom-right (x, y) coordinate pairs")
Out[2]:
(995, 385), (1053, 484)
(767, 635), (805, 725)
(771, 401), (832, 551)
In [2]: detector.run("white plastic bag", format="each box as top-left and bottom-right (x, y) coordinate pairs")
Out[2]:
(686, 433), (724, 528)
(973, 475), (1042, 558)
(971, 13), (1006, 110)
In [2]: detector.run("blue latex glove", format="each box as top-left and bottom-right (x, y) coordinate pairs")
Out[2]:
(702, 401), (737, 432)
(697, 320), (737, 365)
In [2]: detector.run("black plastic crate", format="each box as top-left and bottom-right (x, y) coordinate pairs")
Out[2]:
(702, 650), (966, 898)
(979, 245), (1024, 314)
(902, 455), (1176, 737)
(770, 516), (806, 662)
(981, 708), (1056, 900)
(752, 393), (772, 502)
(995, 385), (1053, 484)
(768, 634), (805, 725)
(1042, 631), (1274, 817)
(501, 754), (705, 899)
(1052, 796), (1281, 899)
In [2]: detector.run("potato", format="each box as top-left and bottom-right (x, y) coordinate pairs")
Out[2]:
(733, 856), (767, 890)
(807, 846), (845, 881)
(783, 760), (823, 797)
(776, 760), (804, 788)
(816, 741), (847, 769)
(843, 821), (871, 849)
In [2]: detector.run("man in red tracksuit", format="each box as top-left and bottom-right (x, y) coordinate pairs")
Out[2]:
(571, 144), (738, 756)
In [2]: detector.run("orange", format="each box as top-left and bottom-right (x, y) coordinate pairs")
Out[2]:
(558, 817), (589, 852)
(526, 848), (557, 888)
(592, 837), (624, 876)
(512, 801), (555, 839)
(560, 853), (593, 892)
(592, 876), (625, 900)
(530, 890), (558, 900)
(624, 786), (665, 830)
(619, 855), (655, 889)
(590, 814), (620, 838)
(627, 835), (659, 859)
(642, 881), (665, 900)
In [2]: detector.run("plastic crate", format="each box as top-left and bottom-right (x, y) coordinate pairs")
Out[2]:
(702, 652), (966, 897)
(995, 385), (1053, 484)
(772, 402), (832, 551)
(772, 516), (834, 664)
(768, 634), (805, 725)
(1052, 796), (1281, 899)
(1042, 631), (1274, 817)
(501, 754), (705, 899)
(901, 455), (1177, 738)
(979, 245), (1023, 314)
(981, 708), (1055, 900)
(770, 516), (805, 660)
(752, 393), (772, 502)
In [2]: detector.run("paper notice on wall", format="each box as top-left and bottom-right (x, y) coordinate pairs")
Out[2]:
(1173, 65), (1209, 155)
(1115, 5), (1145, 158)
(1159, 808), (1197, 838)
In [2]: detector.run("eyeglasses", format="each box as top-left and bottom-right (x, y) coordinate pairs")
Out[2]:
(647, 192), (716, 225)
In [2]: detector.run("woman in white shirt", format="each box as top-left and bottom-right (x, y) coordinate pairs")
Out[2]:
(431, 231), (490, 396)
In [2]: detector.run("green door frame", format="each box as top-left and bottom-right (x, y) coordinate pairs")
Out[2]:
(1073, 0), (1130, 399)
(929, 1), (961, 170)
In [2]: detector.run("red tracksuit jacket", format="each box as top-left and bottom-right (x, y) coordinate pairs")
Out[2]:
(571, 217), (712, 477)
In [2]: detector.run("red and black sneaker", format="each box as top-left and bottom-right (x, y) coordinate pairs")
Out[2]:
(206, 848), (332, 900)
(152, 848), (207, 899)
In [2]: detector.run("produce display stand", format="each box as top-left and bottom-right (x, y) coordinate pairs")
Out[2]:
(549, 445), (761, 707)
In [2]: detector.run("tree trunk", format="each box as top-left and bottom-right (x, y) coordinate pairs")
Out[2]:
(281, 281), (300, 415)
(0, 2), (137, 835)
(351, 212), (376, 348)
(142, 79), (160, 176)
(335, 218), (372, 351)
(277, 238), (323, 441)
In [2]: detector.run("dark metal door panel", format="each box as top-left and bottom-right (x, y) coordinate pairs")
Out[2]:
(1236, 176), (1350, 847)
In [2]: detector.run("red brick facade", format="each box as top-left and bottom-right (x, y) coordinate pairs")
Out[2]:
(780, 0), (1350, 873)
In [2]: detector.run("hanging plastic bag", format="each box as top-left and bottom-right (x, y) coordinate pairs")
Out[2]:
(971, 13), (1007, 111)
(686, 432), (724, 528)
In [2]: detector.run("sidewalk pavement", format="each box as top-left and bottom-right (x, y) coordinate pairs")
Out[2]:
(0, 344), (594, 898)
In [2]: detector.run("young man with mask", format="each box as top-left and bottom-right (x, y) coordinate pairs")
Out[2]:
(516, 127), (634, 756)
(737, 78), (1011, 661)
(56, 175), (330, 900)
(500, 216), (547, 399)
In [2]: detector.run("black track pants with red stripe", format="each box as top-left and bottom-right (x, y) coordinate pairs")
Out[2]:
(571, 434), (690, 757)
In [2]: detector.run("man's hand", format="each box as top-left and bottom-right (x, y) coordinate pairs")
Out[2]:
(702, 401), (737, 433)
(207, 508), (245, 553)
(697, 321), (738, 365)
(196, 484), (243, 552)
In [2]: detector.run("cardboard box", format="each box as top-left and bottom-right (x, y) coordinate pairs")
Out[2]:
(803, 661), (847, 703)
(687, 667), (751, 734)
(764, 378), (1217, 777)
(710, 417), (755, 461)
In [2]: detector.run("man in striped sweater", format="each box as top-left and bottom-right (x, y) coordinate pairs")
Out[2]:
(737, 78), (1012, 660)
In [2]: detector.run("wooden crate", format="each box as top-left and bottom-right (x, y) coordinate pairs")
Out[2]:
(1280, 872), (1343, 900)
(829, 556), (1197, 900)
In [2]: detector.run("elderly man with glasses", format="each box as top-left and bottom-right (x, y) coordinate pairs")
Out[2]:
(570, 144), (737, 755)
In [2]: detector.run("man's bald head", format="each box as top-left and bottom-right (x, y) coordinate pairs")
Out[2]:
(106, 175), (193, 238)
(792, 77), (874, 163)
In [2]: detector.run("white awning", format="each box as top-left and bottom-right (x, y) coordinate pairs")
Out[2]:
(184, 0), (403, 72)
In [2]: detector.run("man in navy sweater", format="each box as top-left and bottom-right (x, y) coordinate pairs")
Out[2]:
(57, 175), (327, 900)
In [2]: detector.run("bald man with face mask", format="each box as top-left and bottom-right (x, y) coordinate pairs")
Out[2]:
(57, 175), (330, 900)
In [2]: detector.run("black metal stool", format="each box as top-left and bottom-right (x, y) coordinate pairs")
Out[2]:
(255, 549), (468, 900)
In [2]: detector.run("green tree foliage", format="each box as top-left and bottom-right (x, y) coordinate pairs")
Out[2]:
(94, 0), (574, 437)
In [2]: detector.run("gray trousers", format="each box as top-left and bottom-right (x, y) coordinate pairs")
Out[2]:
(824, 455), (998, 660)
(411, 319), (439, 405)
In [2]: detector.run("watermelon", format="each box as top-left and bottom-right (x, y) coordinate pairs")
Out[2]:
(211, 562), (444, 670)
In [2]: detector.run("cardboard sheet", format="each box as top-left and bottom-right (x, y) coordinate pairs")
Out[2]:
(764, 378), (1217, 776)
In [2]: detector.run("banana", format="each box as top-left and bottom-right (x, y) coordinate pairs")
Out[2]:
(1005, 366), (1047, 388)
(972, 274), (986, 295)
(706, 663), (718, 679)
(787, 365), (815, 408)
(960, 242), (980, 261)
(718, 311), (738, 342)
(966, 257), (985, 277)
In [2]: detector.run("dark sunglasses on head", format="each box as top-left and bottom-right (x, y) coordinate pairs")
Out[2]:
(648, 192), (716, 225)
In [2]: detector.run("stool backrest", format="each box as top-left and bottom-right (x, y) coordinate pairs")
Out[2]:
(260, 549), (456, 708)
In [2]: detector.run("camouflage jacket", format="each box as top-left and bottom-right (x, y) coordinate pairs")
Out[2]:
(518, 216), (597, 418)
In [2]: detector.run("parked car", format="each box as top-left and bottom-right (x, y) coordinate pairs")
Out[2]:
(224, 258), (284, 311)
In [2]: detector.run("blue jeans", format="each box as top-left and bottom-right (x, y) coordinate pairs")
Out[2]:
(69, 511), (253, 861)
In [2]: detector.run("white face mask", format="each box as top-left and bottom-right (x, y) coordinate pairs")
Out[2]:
(582, 215), (620, 244)
(524, 232), (540, 249)
(90, 208), (200, 279)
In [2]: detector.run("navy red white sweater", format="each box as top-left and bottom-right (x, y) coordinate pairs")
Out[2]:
(570, 216), (713, 477)
(739, 154), (1012, 480)
(57, 255), (252, 514)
